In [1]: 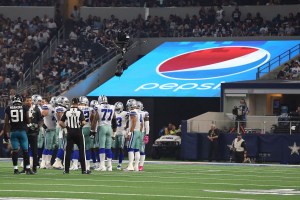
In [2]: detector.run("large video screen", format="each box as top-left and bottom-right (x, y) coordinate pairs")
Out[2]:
(88, 40), (300, 97)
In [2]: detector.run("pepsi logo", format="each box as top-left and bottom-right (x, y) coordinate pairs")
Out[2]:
(157, 46), (270, 80)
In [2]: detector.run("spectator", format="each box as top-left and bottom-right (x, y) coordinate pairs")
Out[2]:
(207, 124), (219, 162)
(230, 133), (247, 163)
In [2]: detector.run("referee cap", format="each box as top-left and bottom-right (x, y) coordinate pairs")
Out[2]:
(72, 97), (79, 104)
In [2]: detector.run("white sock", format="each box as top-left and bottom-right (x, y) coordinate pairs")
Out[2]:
(72, 159), (78, 167)
(128, 151), (134, 168)
(134, 151), (140, 169)
(41, 154), (46, 163)
(86, 160), (90, 170)
(100, 154), (106, 168)
(46, 155), (52, 165)
(107, 158), (112, 168)
(30, 157), (33, 167)
(140, 155), (145, 167)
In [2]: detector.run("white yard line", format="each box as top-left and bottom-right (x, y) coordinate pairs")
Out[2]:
(0, 189), (258, 200)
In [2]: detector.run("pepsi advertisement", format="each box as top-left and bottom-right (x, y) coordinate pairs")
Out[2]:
(88, 40), (300, 97)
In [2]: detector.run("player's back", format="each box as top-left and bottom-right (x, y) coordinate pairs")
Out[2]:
(42, 104), (56, 129)
(116, 111), (128, 132)
(6, 104), (28, 131)
(129, 108), (142, 131)
(78, 105), (93, 126)
(98, 103), (115, 126)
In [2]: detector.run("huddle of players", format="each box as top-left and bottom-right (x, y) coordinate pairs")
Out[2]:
(3, 93), (150, 174)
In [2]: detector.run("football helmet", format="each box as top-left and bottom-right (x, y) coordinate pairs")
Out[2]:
(12, 95), (23, 105)
(90, 100), (99, 108)
(57, 96), (70, 108)
(136, 101), (143, 111)
(126, 99), (137, 110)
(98, 95), (108, 104)
(32, 94), (42, 105)
(79, 96), (89, 106)
(114, 102), (124, 113)
(50, 96), (57, 107)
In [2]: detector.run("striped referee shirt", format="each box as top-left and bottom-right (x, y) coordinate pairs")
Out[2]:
(61, 107), (85, 129)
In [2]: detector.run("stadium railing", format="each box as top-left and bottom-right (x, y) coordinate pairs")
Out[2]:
(16, 26), (64, 94)
(256, 44), (300, 79)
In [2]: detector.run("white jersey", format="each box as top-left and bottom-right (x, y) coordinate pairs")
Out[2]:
(55, 105), (67, 127)
(129, 108), (142, 132)
(78, 105), (93, 127)
(42, 104), (56, 130)
(116, 111), (129, 135)
(139, 110), (149, 133)
(97, 103), (115, 126)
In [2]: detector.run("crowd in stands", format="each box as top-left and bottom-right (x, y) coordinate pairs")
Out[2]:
(1, 4), (300, 100)
(83, 0), (299, 7)
(277, 57), (300, 79)
(0, 0), (55, 6)
(0, 14), (59, 98)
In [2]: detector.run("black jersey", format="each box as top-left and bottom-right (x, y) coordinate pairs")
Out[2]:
(61, 107), (85, 129)
(5, 105), (28, 131)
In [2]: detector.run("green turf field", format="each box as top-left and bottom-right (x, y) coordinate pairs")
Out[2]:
(0, 161), (300, 200)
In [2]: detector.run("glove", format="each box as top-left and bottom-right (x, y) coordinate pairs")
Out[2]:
(143, 135), (149, 144)
(90, 131), (96, 139)
(42, 124), (47, 130)
(3, 133), (10, 144)
(126, 132), (132, 141)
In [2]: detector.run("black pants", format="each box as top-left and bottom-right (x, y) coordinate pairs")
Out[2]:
(27, 133), (38, 171)
(208, 140), (218, 162)
(64, 129), (86, 173)
(235, 151), (245, 163)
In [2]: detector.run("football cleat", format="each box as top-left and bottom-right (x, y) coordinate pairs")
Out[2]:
(14, 169), (20, 175)
(116, 165), (122, 170)
(52, 161), (64, 169)
(123, 166), (134, 172)
(82, 170), (91, 174)
(95, 166), (107, 171)
(107, 166), (112, 171)
(63, 171), (69, 174)
(139, 166), (144, 171)
(26, 169), (35, 175)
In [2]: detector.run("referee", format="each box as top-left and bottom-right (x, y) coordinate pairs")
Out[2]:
(59, 97), (90, 174)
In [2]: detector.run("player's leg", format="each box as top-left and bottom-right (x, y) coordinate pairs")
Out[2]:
(96, 126), (107, 171)
(19, 130), (34, 174)
(105, 126), (113, 171)
(10, 131), (20, 174)
(139, 132), (146, 171)
(133, 131), (142, 171)
(124, 132), (138, 171)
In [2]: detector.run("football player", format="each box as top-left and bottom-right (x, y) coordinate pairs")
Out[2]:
(136, 101), (150, 171)
(78, 96), (94, 172)
(52, 96), (70, 169)
(90, 95), (116, 171)
(113, 102), (129, 170)
(3, 95), (34, 174)
(89, 100), (100, 169)
(40, 96), (57, 169)
(124, 99), (143, 171)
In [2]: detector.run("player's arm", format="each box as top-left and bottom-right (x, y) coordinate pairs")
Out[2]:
(144, 114), (150, 135)
(90, 111), (99, 132)
(79, 110), (86, 127)
(3, 113), (10, 137)
(128, 112), (137, 140)
(59, 112), (67, 128)
(111, 113), (117, 132)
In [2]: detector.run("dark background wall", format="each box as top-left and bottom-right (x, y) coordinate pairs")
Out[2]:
(88, 96), (220, 154)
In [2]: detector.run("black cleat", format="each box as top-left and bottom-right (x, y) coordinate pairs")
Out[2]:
(26, 169), (35, 175)
(19, 169), (26, 174)
(63, 171), (69, 174)
(14, 169), (20, 174)
(82, 170), (91, 174)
